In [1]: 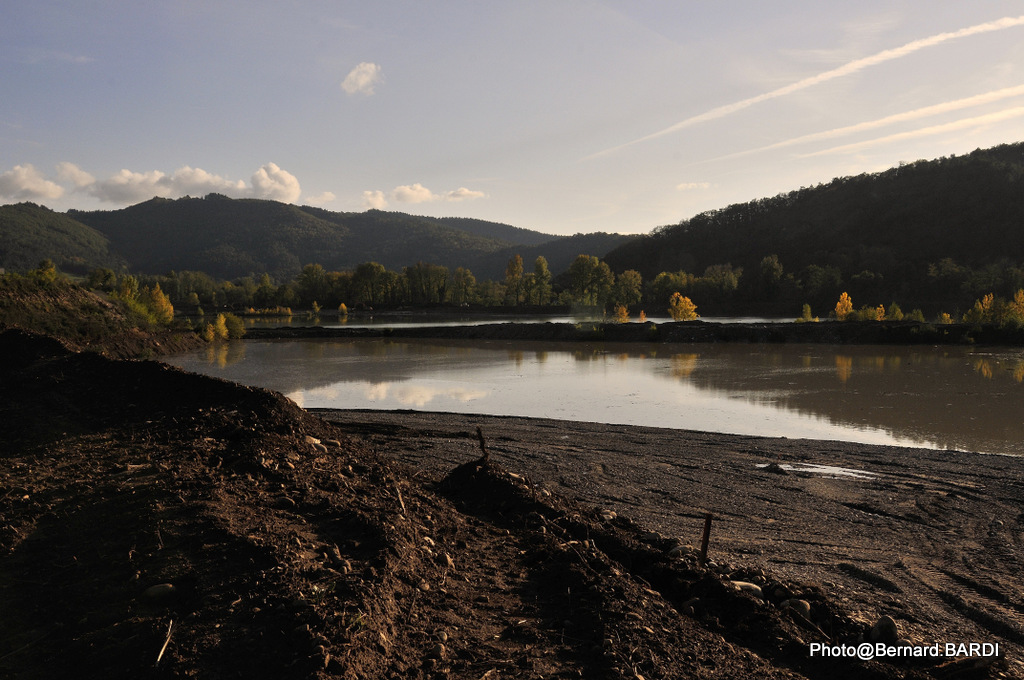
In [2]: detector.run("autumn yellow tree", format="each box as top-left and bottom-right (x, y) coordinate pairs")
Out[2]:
(668, 292), (698, 321)
(834, 292), (853, 320)
(142, 283), (175, 325)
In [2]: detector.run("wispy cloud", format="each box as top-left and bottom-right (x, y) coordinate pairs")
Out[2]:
(676, 182), (712, 191)
(800, 107), (1024, 157)
(587, 15), (1024, 159)
(715, 84), (1024, 161)
(341, 62), (382, 96)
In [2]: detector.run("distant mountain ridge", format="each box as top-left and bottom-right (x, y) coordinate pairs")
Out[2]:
(12, 195), (632, 281)
(0, 203), (125, 274)
(604, 141), (1024, 311)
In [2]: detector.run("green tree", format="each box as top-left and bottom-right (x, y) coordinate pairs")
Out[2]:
(611, 269), (643, 307)
(352, 262), (388, 305)
(296, 263), (329, 307)
(450, 267), (477, 305)
(504, 254), (525, 305)
(532, 256), (552, 305)
(568, 254), (614, 307)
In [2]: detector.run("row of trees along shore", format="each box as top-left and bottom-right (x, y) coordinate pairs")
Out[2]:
(70, 250), (1024, 327)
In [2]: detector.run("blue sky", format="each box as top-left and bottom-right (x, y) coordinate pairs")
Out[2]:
(2, 2), (1023, 236)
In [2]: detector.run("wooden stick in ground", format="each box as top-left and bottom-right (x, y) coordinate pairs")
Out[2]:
(698, 513), (713, 567)
(476, 426), (489, 462)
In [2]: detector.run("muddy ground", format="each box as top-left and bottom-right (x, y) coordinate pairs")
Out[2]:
(0, 328), (1019, 679)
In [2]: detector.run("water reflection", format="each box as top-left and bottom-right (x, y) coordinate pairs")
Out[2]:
(166, 339), (1024, 455)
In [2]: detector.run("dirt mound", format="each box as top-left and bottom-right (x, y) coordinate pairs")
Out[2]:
(0, 330), (1006, 678)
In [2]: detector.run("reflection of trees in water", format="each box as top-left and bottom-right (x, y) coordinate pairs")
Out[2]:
(835, 356), (852, 383)
(204, 341), (245, 368)
(670, 354), (699, 379)
(679, 345), (1024, 454)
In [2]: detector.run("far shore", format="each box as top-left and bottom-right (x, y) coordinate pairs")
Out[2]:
(244, 318), (1024, 345)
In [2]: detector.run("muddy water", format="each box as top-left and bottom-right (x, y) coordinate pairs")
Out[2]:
(166, 338), (1024, 455)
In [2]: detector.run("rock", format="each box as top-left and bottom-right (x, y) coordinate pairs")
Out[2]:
(667, 543), (694, 557)
(140, 582), (177, 606)
(870, 615), (899, 644)
(782, 599), (811, 618)
(599, 509), (617, 521)
(731, 581), (763, 597)
(429, 643), (446, 659)
(312, 442), (328, 454)
(304, 435), (320, 446)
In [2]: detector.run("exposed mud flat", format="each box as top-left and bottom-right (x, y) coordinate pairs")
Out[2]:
(0, 328), (1019, 679)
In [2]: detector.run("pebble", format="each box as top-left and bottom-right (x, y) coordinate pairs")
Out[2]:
(304, 435), (320, 446)
(599, 509), (617, 521)
(312, 442), (328, 454)
(429, 643), (446, 659)
(140, 583), (177, 606)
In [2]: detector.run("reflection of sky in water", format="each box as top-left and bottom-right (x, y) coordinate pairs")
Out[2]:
(166, 339), (1024, 455)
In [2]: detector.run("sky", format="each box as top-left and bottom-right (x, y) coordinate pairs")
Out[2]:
(2, 1), (1023, 237)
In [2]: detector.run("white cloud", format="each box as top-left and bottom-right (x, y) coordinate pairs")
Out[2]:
(366, 183), (487, 208)
(250, 162), (302, 202)
(391, 182), (437, 203)
(676, 182), (712, 191)
(170, 166), (247, 197)
(589, 14), (1024, 158)
(444, 187), (486, 201)
(304, 191), (336, 205)
(362, 190), (388, 209)
(341, 62), (382, 96)
(90, 168), (168, 203)
(0, 164), (65, 200)
(55, 162), (95, 188)
(1, 161), (306, 205)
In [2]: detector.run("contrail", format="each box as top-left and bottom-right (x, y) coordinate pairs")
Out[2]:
(712, 84), (1024, 161)
(799, 106), (1024, 157)
(586, 14), (1024, 160)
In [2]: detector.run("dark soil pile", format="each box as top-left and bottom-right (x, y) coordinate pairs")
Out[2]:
(0, 329), (1013, 679)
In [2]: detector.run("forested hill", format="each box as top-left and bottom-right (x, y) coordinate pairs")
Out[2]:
(0, 203), (125, 274)
(47, 195), (630, 281)
(604, 142), (1024, 311)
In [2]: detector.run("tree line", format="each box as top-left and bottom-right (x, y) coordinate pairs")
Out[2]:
(78, 246), (1024, 326)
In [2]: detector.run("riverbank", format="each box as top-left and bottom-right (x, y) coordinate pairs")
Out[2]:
(246, 318), (1024, 345)
(0, 329), (1017, 678)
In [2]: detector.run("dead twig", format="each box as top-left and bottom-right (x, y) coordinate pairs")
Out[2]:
(393, 482), (406, 515)
(155, 619), (174, 667)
